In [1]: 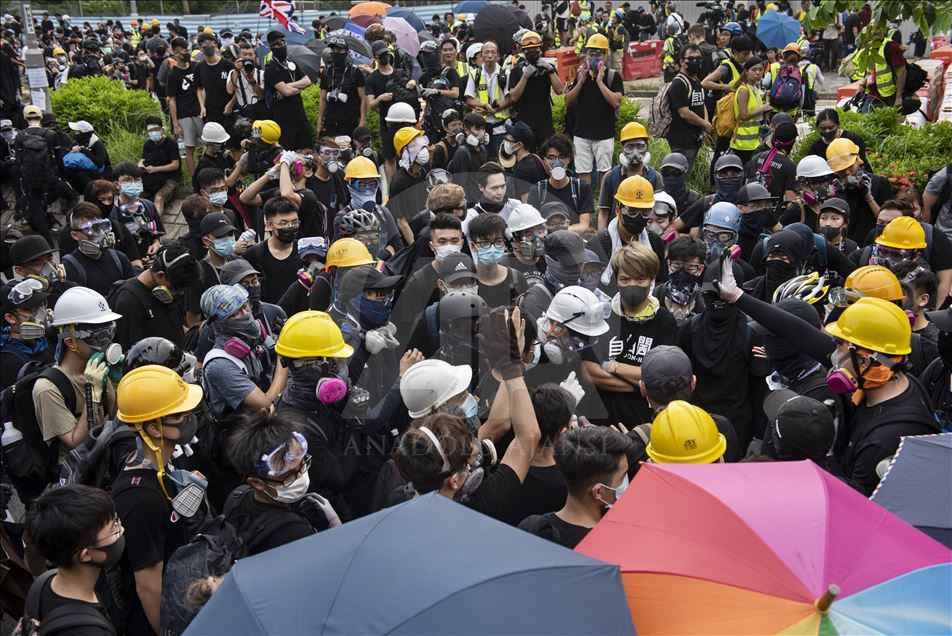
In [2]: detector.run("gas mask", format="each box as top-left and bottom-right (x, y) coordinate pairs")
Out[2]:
(26, 262), (67, 291)
(619, 141), (648, 167)
(18, 307), (53, 340)
(516, 234), (545, 260)
(549, 159), (567, 181)
(802, 180), (836, 206)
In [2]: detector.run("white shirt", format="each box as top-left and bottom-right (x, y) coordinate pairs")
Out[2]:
(464, 63), (508, 124)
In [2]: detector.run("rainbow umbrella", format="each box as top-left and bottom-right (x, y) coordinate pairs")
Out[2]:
(576, 461), (952, 634)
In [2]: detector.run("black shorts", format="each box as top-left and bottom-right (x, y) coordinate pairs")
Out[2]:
(556, 17), (567, 32)
(380, 120), (397, 161)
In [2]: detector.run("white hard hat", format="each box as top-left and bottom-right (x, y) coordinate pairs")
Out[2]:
(201, 121), (230, 144)
(653, 191), (677, 215)
(507, 203), (545, 234)
(544, 286), (610, 336)
(385, 102), (417, 124)
(52, 287), (122, 327)
(796, 155), (834, 179)
(466, 42), (483, 61)
(399, 359), (472, 419)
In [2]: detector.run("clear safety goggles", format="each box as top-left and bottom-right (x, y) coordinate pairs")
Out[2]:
(7, 278), (44, 305)
(254, 431), (310, 480)
(77, 219), (112, 237)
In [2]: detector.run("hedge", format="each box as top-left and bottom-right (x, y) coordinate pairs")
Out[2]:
(50, 76), (162, 137)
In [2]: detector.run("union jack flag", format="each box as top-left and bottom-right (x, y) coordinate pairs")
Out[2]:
(259, 0), (307, 35)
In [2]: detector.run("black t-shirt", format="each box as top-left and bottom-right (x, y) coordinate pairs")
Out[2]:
(667, 73), (705, 149)
(393, 263), (440, 337)
(527, 178), (594, 224)
(196, 58), (235, 122)
(843, 14), (862, 45)
(233, 491), (314, 556)
(518, 511), (591, 549)
(193, 152), (236, 192)
(571, 70), (625, 140)
(166, 62), (201, 118)
(141, 136), (180, 190)
(500, 253), (545, 288)
(508, 62), (555, 133)
(510, 153), (548, 200)
(929, 227), (952, 272)
(264, 59), (308, 122)
(419, 67), (461, 93)
(306, 172), (347, 228)
(318, 64), (365, 124)
(1, 345), (54, 392)
(241, 241), (302, 304)
(388, 167), (427, 222)
(35, 574), (114, 636)
(478, 267), (529, 309)
(746, 150), (797, 199)
(260, 186), (324, 239)
(184, 259), (224, 314)
(431, 139), (458, 171)
(464, 463), (522, 521)
(112, 278), (186, 350)
(365, 68), (417, 118)
(58, 220), (141, 267)
(841, 175), (892, 243)
(500, 464), (567, 526)
(62, 249), (135, 298)
(805, 130), (869, 169)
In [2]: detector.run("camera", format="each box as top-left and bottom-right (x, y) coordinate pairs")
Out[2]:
(241, 59), (255, 72)
(327, 89), (348, 104)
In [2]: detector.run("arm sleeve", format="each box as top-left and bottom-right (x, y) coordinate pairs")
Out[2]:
(734, 292), (836, 364)
(845, 440), (896, 496)
(826, 242), (857, 279)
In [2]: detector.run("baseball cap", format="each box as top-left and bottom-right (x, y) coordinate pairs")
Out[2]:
(10, 235), (55, 265)
(543, 230), (586, 267)
(199, 212), (236, 238)
(774, 121), (798, 144)
(41, 112), (57, 126)
(819, 197), (850, 217)
(763, 389), (834, 461)
(352, 126), (373, 142)
(220, 259), (261, 286)
(640, 345), (692, 391)
(0, 119), (12, 131)
(440, 252), (477, 284)
(23, 105), (42, 119)
(339, 264), (402, 302)
(770, 112), (795, 127)
(736, 182), (775, 205)
(541, 202), (570, 221)
(714, 154), (743, 172)
(266, 30), (286, 46)
(504, 120), (534, 147)
(661, 152), (689, 172)
(68, 120), (94, 133)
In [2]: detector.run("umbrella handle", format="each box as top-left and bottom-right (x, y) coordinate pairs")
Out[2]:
(814, 584), (840, 613)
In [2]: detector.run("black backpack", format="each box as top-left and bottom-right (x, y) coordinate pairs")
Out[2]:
(902, 62), (927, 96)
(57, 420), (137, 490)
(159, 486), (298, 635)
(16, 131), (53, 191)
(0, 365), (76, 493)
(18, 570), (117, 636)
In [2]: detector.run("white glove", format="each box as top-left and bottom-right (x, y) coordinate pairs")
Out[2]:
(717, 250), (743, 303)
(266, 165), (279, 180)
(84, 356), (109, 403)
(279, 150), (299, 166)
(422, 88), (438, 97)
(523, 64), (537, 77)
(238, 228), (257, 243)
(559, 371), (585, 409)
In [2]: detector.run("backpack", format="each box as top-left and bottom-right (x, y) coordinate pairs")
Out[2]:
(159, 486), (298, 635)
(570, 0), (581, 16)
(0, 365), (76, 491)
(713, 89), (737, 138)
(16, 132), (52, 191)
(62, 251), (125, 288)
(62, 151), (101, 173)
(648, 73), (687, 137)
(902, 61), (927, 95)
(608, 164), (657, 202)
(536, 177), (580, 214)
(57, 420), (137, 490)
(769, 64), (803, 109)
(18, 570), (117, 636)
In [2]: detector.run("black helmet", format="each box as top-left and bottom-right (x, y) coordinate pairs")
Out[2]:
(82, 37), (100, 51)
(439, 291), (487, 326)
(124, 337), (187, 374)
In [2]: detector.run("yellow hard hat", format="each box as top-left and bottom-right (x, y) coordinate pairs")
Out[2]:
(325, 237), (374, 270)
(251, 119), (281, 145)
(275, 310), (354, 359)
(521, 31), (542, 48)
(393, 126), (424, 156)
(825, 296), (912, 355)
(344, 156), (379, 181)
(203, 27), (215, 35)
(826, 137), (861, 172)
(620, 121), (648, 142)
(53, 46), (65, 56)
(117, 365), (204, 424)
(875, 216), (927, 250)
(585, 33), (610, 51)
(151, 18), (160, 26)
(845, 266), (904, 302)
(615, 175), (655, 209)
(647, 400), (726, 464)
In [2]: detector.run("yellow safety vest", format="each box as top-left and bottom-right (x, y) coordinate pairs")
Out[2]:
(731, 84), (762, 151)
(474, 66), (509, 120)
(722, 57), (741, 87)
(456, 59), (470, 80)
(866, 41), (896, 97)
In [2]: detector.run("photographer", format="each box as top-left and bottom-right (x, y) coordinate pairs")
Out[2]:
(227, 41), (265, 119)
(506, 31), (563, 149)
(317, 35), (366, 139)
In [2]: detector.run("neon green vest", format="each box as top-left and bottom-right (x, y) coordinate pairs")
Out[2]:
(475, 66), (509, 120)
(866, 41), (896, 97)
(732, 85), (762, 151)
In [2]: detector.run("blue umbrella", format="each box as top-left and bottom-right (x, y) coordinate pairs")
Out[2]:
(186, 494), (634, 635)
(455, 0), (490, 14)
(755, 11), (802, 49)
(387, 6), (426, 32)
(871, 433), (952, 548)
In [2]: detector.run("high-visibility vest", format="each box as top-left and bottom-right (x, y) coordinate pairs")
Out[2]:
(474, 66), (509, 120)
(662, 37), (677, 66)
(866, 41), (896, 97)
(721, 57), (741, 87)
(456, 59), (470, 80)
(731, 84), (762, 151)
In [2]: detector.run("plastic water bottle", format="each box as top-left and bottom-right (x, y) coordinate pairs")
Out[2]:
(178, 139), (186, 158)
(2, 421), (22, 448)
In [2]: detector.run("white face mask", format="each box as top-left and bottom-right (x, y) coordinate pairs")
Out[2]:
(433, 243), (462, 262)
(271, 472), (310, 503)
(415, 147), (430, 165)
(502, 140), (518, 156)
(550, 165), (567, 181)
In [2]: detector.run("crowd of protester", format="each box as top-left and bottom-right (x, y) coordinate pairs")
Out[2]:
(0, 2), (950, 634)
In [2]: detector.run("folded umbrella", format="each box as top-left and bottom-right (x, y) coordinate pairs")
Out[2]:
(473, 5), (520, 56)
(187, 493), (634, 635)
(383, 16), (421, 57)
(576, 461), (952, 634)
(871, 433), (952, 548)
(386, 6), (425, 33)
(756, 11), (802, 49)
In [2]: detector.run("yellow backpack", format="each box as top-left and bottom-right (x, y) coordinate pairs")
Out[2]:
(713, 89), (738, 138)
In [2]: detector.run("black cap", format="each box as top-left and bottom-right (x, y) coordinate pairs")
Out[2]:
(750, 297), (820, 336)
(220, 28), (233, 37)
(41, 112), (57, 126)
(540, 201), (570, 221)
(819, 197), (850, 217)
(763, 389), (835, 461)
(199, 212), (236, 238)
(440, 252), (477, 284)
(10, 235), (55, 265)
(713, 154), (744, 172)
(504, 120), (533, 147)
(661, 152), (689, 172)
(736, 182), (774, 205)
(640, 345), (692, 391)
(774, 121), (798, 143)
(339, 264), (402, 302)
(371, 40), (390, 57)
(352, 126), (373, 142)
(771, 112), (795, 127)
(543, 230), (586, 267)
(266, 30), (286, 45)
(220, 259), (261, 286)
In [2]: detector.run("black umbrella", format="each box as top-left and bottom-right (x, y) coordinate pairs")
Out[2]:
(304, 38), (326, 57)
(473, 5), (519, 56)
(287, 44), (323, 82)
(322, 16), (348, 31)
(510, 7), (533, 29)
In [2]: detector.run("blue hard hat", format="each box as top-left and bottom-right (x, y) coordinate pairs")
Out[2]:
(722, 22), (743, 36)
(704, 202), (742, 233)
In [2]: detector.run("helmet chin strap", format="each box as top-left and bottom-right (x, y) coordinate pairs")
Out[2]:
(134, 420), (174, 501)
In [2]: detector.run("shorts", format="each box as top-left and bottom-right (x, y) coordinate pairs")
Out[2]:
(149, 178), (179, 203)
(556, 17), (567, 32)
(380, 120), (397, 161)
(178, 116), (205, 148)
(573, 136), (614, 174)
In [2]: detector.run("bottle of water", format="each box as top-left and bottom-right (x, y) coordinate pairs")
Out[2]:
(1, 421), (22, 448)
(178, 139), (186, 158)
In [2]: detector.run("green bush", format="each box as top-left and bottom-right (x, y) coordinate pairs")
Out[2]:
(50, 76), (161, 136)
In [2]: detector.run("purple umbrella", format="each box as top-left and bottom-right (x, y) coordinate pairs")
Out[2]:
(383, 16), (421, 57)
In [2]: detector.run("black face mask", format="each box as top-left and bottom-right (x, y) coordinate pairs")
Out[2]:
(202, 45), (215, 57)
(272, 46), (287, 61)
(275, 226), (299, 244)
(741, 208), (768, 231)
(90, 534), (125, 569)
(820, 225), (842, 241)
(820, 129), (837, 142)
(331, 51), (347, 66)
(525, 51), (541, 64)
(686, 58), (702, 74)
(621, 213), (647, 235)
(619, 284), (651, 309)
(765, 259), (797, 282)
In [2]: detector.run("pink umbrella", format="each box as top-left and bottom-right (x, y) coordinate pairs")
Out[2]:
(382, 16), (420, 57)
